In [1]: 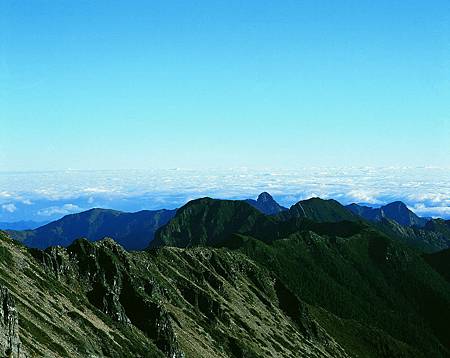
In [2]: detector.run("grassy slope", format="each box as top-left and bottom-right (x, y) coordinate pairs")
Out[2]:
(221, 228), (450, 358)
(0, 231), (164, 357)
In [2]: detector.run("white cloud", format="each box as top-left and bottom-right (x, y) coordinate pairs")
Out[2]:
(0, 167), (449, 219)
(412, 203), (450, 218)
(37, 203), (82, 217)
(346, 190), (382, 205)
(0, 191), (12, 198)
(83, 187), (111, 194)
(2, 203), (17, 213)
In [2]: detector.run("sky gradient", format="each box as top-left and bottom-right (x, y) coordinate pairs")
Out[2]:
(1, 1), (449, 171)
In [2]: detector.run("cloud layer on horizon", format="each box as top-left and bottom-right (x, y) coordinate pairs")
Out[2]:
(0, 167), (449, 222)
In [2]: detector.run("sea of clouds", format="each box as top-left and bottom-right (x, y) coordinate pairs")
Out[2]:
(0, 167), (449, 223)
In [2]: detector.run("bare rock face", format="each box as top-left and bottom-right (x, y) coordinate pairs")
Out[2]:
(0, 284), (22, 357)
(34, 238), (185, 358)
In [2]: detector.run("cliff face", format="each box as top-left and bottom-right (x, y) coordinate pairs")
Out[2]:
(0, 284), (22, 357)
(0, 232), (165, 357)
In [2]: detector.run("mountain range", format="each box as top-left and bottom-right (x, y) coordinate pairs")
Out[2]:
(5, 194), (449, 255)
(0, 220), (49, 231)
(0, 193), (449, 357)
(8, 208), (176, 250)
(9, 192), (450, 253)
(346, 201), (428, 227)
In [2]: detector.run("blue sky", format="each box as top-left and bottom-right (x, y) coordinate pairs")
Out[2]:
(1, 1), (449, 170)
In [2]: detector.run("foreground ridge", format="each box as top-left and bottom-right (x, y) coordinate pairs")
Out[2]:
(0, 232), (348, 357)
(0, 195), (449, 357)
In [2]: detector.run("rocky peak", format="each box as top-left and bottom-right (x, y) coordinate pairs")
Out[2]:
(381, 201), (427, 227)
(347, 201), (428, 228)
(382, 201), (408, 212)
(257, 192), (275, 203)
(245, 192), (288, 215)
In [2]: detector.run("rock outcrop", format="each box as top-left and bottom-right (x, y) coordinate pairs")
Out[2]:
(0, 284), (22, 357)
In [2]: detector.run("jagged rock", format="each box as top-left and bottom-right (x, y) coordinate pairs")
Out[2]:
(32, 238), (184, 357)
(0, 284), (22, 358)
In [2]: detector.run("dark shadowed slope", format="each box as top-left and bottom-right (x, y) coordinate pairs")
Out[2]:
(424, 248), (450, 282)
(245, 192), (288, 215)
(424, 218), (450, 237)
(8, 208), (176, 250)
(374, 218), (450, 253)
(221, 229), (450, 358)
(346, 202), (450, 253)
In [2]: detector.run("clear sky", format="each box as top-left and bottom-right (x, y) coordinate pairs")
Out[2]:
(1, 1), (449, 171)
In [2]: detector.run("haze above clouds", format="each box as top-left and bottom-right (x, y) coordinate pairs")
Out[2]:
(1, 1), (449, 172)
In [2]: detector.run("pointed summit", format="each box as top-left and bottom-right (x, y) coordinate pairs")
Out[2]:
(382, 201), (409, 211)
(257, 192), (275, 203)
(380, 201), (427, 227)
(346, 201), (428, 227)
(245, 192), (288, 215)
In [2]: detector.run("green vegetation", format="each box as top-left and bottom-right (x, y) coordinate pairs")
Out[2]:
(0, 246), (13, 266)
(152, 197), (450, 357)
(424, 248), (450, 282)
(1, 195), (449, 357)
(222, 230), (450, 357)
(287, 197), (360, 222)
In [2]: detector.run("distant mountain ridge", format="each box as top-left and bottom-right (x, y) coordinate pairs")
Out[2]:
(7, 193), (450, 253)
(8, 208), (176, 250)
(345, 201), (450, 252)
(5, 192), (287, 250)
(0, 220), (49, 230)
(346, 201), (428, 227)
